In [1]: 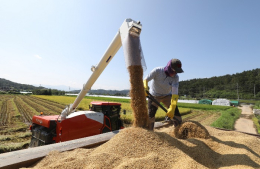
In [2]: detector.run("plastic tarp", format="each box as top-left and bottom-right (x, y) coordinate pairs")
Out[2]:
(178, 100), (199, 104)
(230, 101), (239, 107)
(212, 99), (230, 106)
(199, 99), (212, 105)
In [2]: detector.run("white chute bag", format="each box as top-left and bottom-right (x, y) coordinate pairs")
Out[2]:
(121, 32), (147, 71)
(120, 31), (149, 128)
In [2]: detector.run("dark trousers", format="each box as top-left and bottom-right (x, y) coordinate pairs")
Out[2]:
(148, 95), (182, 129)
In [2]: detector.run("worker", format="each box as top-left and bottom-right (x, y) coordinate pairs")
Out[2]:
(143, 58), (184, 130)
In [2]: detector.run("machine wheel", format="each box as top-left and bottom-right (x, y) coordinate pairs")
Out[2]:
(29, 137), (40, 148)
(101, 126), (111, 133)
(118, 119), (124, 129)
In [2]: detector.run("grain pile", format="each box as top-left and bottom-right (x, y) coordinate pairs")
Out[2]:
(128, 65), (149, 128)
(26, 126), (260, 169)
(172, 121), (211, 139)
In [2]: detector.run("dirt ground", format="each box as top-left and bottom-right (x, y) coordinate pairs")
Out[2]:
(234, 105), (257, 134)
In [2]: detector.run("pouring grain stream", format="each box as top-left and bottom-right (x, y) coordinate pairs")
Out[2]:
(128, 65), (149, 129)
(122, 31), (149, 129)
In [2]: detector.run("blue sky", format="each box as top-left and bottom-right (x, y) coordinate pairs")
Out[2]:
(0, 1), (259, 91)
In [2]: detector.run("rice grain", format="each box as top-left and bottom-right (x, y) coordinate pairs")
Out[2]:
(27, 126), (260, 169)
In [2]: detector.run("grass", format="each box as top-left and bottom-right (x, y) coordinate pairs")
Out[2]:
(2, 124), (29, 134)
(0, 140), (30, 153)
(0, 135), (13, 141)
(210, 107), (241, 130)
(0, 131), (32, 154)
(0, 132), (31, 141)
(253, 101), (260, 109)
(252, 102), (260, 134)
(252, 114), (260, 134)
(239, 99), (259, 104)
(177, 103), (231, 110)
(86, 96), (131, 103)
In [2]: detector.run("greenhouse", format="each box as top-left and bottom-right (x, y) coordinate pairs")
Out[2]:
(230, 100), (239, 107)
(198, 99), (212, 105)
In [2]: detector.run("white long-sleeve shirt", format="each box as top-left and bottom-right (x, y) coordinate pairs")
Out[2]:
(144, 67), (179, 96)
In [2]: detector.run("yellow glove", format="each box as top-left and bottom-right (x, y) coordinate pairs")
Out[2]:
(143, 80), (149, 96)
(166, 95), (179, 119)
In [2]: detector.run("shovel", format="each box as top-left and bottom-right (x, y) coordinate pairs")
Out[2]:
(145, 90), (181, 126)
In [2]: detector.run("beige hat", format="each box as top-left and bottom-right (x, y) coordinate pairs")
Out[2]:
(171, 59), (184, 73)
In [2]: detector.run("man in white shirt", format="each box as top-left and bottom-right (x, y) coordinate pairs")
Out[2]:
(143, 59), (184, 130)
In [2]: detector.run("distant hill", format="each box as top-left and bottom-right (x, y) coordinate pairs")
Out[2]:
(0, 78), (44, 91)
(69, 89), (129, 96)
(1, 68), (260, 99)
(0, 78), (65, 95)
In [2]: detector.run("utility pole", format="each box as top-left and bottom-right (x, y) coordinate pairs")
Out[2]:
(237, 83), (239, 100)
(203, 86), (205, 98)
(254, 84), (256, 98)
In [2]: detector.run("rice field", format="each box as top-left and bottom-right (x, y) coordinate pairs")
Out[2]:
(0, 95), (66, 153)
(0, 94), (224, 153)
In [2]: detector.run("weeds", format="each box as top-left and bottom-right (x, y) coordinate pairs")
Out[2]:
(210, 108), (241, 130)
(252, 114), (260, 134)
(254, 101), (260, 109)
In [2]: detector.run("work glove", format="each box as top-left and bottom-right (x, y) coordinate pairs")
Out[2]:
(143, 80), (149, 97)
(166, 94), (179, 120)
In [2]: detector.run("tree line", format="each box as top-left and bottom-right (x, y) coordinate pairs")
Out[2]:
(32, 89), (65, 95)
(179, 68), (260, 100)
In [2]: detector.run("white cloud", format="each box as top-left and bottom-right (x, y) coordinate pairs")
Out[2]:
(34, 55), (42, 59)
(0, 73), (10, 79)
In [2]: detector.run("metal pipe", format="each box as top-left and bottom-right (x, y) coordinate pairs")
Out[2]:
(70, 32), (122, 112)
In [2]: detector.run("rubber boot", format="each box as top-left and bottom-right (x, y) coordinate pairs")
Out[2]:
(149, 117), (155, 130)
(149, 122), (155, 130)
(148, 99), (158, 131)
(173, 116), (182, 127)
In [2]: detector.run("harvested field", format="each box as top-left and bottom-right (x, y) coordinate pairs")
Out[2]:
(27, 125), (260, 169)
(0, 95), (65, 153)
